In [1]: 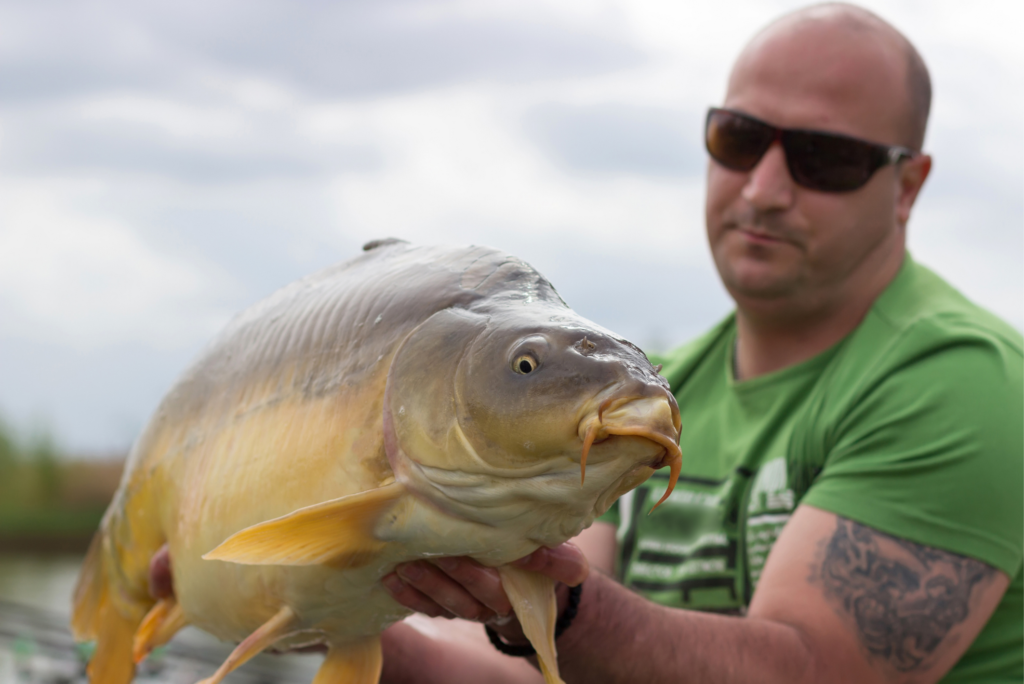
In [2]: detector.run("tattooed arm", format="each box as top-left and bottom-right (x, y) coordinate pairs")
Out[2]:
(749, 504), (1008, 683)
(819, 517), (996, 672)
(384, 507), (1008, 683)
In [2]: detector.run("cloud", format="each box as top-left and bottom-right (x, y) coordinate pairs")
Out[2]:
(0, 181), (235, 349)
(152, 1), (646, 98)
(0, 0), (1019, 455)
(523, 102), (705, 177)
(0, 0), (645, 103)
(0, 1), (178, 101)
(0, 99), (381, 182)
(0, 335), (197, 454)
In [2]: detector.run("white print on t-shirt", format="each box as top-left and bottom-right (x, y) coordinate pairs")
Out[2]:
(746, 457), (796, 587)
(747, 458), (795, 514)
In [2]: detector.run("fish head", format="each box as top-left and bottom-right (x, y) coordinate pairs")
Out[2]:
(384, 305), (681, 543)
(458, 310), (680, 490)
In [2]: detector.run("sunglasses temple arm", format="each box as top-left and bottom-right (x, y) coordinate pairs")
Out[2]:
(888, 147), (916, 164)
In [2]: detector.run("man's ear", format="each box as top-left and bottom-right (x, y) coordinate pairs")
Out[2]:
(896, 154), (932, 227)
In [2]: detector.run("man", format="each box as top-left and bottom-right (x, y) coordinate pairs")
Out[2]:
(378, 4), (1023, 683)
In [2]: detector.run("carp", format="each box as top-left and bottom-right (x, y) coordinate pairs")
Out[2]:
(71, 240), (681, 684)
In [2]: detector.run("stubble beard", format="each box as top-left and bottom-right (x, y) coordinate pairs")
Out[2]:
(713, 230), (809, 306)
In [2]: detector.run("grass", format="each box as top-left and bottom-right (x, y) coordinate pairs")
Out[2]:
(0, 457), (122, 551)
(0, 506), (106, 536)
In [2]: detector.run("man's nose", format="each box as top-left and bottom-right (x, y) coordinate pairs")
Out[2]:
(741, 142), (794, 210)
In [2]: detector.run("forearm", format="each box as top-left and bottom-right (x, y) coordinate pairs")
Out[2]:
(381, 620), (541, 684)
(552, 572), (818, 684)
(381, 622), (444, 684)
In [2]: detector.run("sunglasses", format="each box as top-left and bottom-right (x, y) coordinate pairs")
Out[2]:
(705, 107), (918, 192)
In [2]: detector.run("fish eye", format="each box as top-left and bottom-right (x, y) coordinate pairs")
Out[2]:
(512, 354), (538, 375)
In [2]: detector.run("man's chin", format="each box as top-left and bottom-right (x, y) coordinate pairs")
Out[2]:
(720, 266), (803, 304)
(713, 243), (803, 295)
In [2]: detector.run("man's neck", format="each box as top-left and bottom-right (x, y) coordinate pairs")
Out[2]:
(733, 252), (905, 381)
(734, 304), (864, 380)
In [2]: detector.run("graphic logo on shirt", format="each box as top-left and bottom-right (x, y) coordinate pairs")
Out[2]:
(747, 458), (794, 514)
(745, 458), (796, 586)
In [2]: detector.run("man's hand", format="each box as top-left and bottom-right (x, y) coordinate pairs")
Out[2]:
(381, 543), (590, 643)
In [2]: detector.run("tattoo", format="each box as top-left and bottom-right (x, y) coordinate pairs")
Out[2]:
(818, 517), (996, 672)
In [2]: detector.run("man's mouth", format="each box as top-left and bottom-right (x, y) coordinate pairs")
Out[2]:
(736, 227), (786, 244)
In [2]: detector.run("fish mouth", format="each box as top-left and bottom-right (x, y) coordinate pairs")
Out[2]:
(578, 393), (682, 512)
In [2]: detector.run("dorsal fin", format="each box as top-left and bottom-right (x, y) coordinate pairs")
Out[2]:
(362, 238), (408, 251)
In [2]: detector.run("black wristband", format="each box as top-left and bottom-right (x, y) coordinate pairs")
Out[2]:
(486, 581), (583, 657)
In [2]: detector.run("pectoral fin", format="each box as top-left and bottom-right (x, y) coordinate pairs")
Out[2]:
(204, 482), (406, 568)
(497, 566), (566, 684)
(313, 637), (383, 684)
(133, 597), (188, 664)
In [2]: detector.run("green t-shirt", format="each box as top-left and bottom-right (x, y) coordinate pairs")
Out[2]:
(601, 256), (1023, 682)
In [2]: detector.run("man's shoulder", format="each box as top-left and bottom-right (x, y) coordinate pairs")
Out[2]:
(868, 257), (1023, 358)
(828, 258), (1023, 400)
(798, 258), (1024, 578)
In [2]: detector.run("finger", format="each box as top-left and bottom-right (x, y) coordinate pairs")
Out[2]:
(430, 557), (513, 618)
(148, 543), (174, 600)
(381, 572), (457, 620)
(511, 542), (590, 586)
(393, 561), (495, 623)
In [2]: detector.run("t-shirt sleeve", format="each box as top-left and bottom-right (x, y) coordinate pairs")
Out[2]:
(801, 340), (1024, 576)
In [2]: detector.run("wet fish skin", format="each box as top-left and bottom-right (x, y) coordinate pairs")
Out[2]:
(72, 240), (681, 684)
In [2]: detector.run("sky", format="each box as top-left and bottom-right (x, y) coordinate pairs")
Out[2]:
(0, 0), (1020, 456)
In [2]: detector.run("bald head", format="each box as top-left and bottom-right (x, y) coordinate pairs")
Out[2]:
(729, 3), (931, 150)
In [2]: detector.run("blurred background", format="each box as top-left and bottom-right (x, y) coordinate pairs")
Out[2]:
(0, 0), (1019, 680)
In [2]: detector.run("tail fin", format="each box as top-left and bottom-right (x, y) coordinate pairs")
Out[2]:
(89, 599), (138, 684)
(71, 533), (106, 641)
(71, 532), (142, 684)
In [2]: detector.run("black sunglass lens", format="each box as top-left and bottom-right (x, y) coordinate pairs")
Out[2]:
(706, 110), (774, 171)
(783, 131), (884, 192)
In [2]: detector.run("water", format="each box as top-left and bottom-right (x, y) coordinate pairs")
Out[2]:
(0, 555), (524, 683)
(0, 554), (322, 683)
(0, 556), (82, 616)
